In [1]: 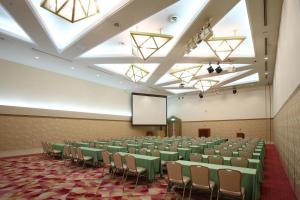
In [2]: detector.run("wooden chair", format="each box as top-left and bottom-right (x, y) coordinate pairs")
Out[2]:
(101, 151), (114, 176)
(128, 147), (136, 154)
(139, 148), (147, 155)
(189, 165), (215, 200)
(112, 153), (127, 181)
(220, 150), (233, 157)
(166, 162), (190, 200)
(123, 155), (147, 188)
(217, 169), (245, 200)
(189, 153), (202, 162)
(208, 155), (223, 165)
(231, 157), (249, 168)
(77, 148), (93, 167)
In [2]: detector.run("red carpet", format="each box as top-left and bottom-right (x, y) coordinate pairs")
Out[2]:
(261, 144), (297, 200)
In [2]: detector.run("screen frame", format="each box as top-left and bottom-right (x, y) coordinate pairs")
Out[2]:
(131, 92), (167, 126)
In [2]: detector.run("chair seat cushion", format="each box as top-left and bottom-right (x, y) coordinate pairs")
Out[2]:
(83, 156), (93, 161)
(136, 167), (146, 173)
(52, 150), (61, 154)
(220, 187), (245, 197)
(170, 176), (190, 185)
(161, 160), (167, 166)
(193, 181), (215, 190)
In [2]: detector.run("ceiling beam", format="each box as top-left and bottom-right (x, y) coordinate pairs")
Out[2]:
(156, 65), (256, 87)
(214, 69), (256, 88)
(61, 0), (178, 59)
(146, 0), (240, 85)
(77, 56), (255, 64)
(1, 0), (58, 53)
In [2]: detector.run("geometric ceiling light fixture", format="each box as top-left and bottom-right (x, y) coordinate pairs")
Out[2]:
(194, 80), (218, 92)
(130, 31), (173, 60)
(40, 0), (100, 23)
(170, 65), (203, 84)
(125, 64), (149, 83)
(206, 36), (246, 61)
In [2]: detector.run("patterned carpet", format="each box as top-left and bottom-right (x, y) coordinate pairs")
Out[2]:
(0, 155), (189, 200)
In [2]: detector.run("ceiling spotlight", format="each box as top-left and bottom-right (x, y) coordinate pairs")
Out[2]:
(34, 56), (39, 59)
(41, 0), (100, 23)
(264, 56), (268, 60)
(207, 64), (214, 74)
(71, 67), (75, 70)
(96, 74), (100, 77)
(199, 93), (204, 98)
(168, 15), (178, 23)
(179, 83), (185, 88)
(233, 88), (237, 94)
(215, 64), (223, 73)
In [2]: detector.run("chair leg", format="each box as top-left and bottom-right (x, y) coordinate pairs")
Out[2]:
(210, 189), (213, 200)
(188, 185), (193, 200)
(123, 171), (129, 191)
(121, 169), (126, 183)
(135, 173), (140, 187)
(216, 190), (220, 200)
(182, 184), (186, 200)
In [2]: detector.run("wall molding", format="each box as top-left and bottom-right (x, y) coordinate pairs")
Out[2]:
(0, 105), (131, 121)
(182, 118), (271, 123)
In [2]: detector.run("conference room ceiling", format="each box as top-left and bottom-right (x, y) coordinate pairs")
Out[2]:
(0, 0), (282, 95)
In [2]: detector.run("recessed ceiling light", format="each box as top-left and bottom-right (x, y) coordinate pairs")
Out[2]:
(34, 56), (39, 59)
(71, 67), (75, 70)
(168, 15), (178, 23)
(264, 56), (268, 60)
(96, 74), (100, 77)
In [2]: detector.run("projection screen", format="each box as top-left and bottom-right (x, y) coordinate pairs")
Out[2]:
(132, 93), (167, 125)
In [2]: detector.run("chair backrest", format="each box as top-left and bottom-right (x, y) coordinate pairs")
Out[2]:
(218, 169), (242, 193)
(166, 162), (183, 184)
(208, 155), (223, 165)
(41, 142), (47, 153)
(128, 147), (136, 154)
(113, 153), (123, 169)
(125, 154), (136, 172)
(189, 153), (202, 162)
(77, 148), (83, 160)
(170, 146), (177, 152)
(89, 142), (95, 148)
(204, 148), (215, 155)
(70, 147), (78, 158)
(239, 151), (252, 159)
(158, 145), (165, 151)
(151, 149), (160, 157)
(63, 145), (70, 156)
(190, 165), (210, 188)
(140, 148), (147, 155)
(220, 150), (233, 157)
(102, 151), (111, 165)
(148, 145), (155, 150)
(231, 157), (249, 168)
(182, 143), (189, 148)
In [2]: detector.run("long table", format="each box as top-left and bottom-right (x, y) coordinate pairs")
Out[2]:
(176, 160), (260, 200)
(107, 145), (127, 154)
(118, 152), (160, 181)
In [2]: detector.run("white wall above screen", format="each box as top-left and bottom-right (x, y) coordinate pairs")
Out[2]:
(132, 93), (167, 125)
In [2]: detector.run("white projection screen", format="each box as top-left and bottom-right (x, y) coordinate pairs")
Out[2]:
(132, 93), (167, 125)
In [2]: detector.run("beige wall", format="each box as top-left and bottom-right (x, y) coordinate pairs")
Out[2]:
(0, 114), (146, 152)
(181, 118), (271, 141)
(273, 87), (300, 198)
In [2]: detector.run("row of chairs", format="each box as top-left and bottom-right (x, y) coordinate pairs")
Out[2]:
(41, 142), (61, 158)
(189, 153), (249, 168)
(166, 162), (245, 200)
(101, 151), (147, 188)
(204, 148), (253, 159)
(62, 146), (93, 167)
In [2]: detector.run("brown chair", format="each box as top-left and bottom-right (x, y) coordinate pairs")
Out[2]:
(239, 151), (252, 159)
(208, 155), (223, 165)
(217, 169), (245, 200)
(158, 145), (165, 151)
(123, 155), (147, 188)
(101, 151), (114, 176)
(166, 162), (190, 200)
(70, 146), (78, 163)
(63, 145), (72, 165)
(151, 149), (160, 157)
(189, 153), (202, 162)
(112, 153), (127, 181)
(140, 148), (147, 155)
(182, 143), (190, 148)
(220, 150), (233, 157)
(189, 165), (215, 200)
(77, 148), (93, 167)
(170, 146), (178, 152)
(231, 157), (249, 168)
(148, 145), (155, 150)
(128, 147), (136, 154)
(204, 148), (215, 155)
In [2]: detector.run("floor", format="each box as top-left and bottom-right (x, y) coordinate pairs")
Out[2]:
(0, 144), (297, 200)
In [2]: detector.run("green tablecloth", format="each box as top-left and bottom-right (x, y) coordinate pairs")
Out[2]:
(127, 144), (142, 149)
(190, 145), (204, 153)
(80, 147), (104, 165)
(107, 145), (127, 154)
(176, 160), (260, 200)
(159, 151), (179, 161)
(177, 148), (191, 160)
(75, 142), (89, 147)
(52, 143), (65, 153)
(206, 141), (215, 148)
(143, 142), (154, 148)
(118, 152), (160, 181)
(95, 141), (108, 145)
